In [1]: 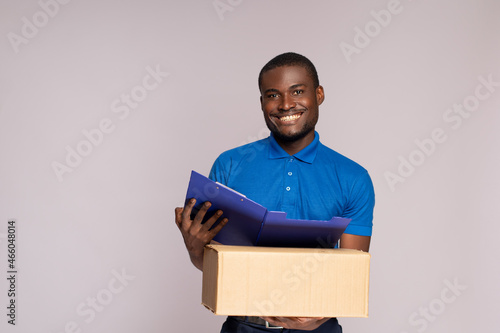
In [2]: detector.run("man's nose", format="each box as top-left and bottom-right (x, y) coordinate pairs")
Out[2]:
(279, 94), (296, 111)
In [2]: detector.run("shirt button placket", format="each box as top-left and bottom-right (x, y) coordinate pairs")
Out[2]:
(283, 158), (295, 209)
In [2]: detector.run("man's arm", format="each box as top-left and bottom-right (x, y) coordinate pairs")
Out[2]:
(175, 198), (228, 271)
(340, 233), (371, 252)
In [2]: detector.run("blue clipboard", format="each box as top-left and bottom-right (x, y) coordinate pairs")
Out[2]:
(185, 171), (351, 247)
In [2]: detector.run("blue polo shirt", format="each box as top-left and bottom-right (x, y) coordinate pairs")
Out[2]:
(208, 132), (374, 236)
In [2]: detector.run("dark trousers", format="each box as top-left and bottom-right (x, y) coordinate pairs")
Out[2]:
(220, 317), (342, 333)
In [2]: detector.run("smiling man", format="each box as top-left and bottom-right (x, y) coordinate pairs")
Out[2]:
(260, 64), (321, 155)
(175, 52), (375, 332)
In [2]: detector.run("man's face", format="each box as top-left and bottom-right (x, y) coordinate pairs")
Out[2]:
(260, 65), (324, 144)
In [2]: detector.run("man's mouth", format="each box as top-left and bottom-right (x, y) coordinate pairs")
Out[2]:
(277, 112), (303, 122)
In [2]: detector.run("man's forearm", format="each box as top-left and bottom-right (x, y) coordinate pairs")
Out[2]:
(189, 250), (204, 271)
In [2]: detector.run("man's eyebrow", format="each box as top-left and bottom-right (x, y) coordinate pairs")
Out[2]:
(263, 88), (280, 95)
(263, 84), (306, 95)
(289, 84), (306, 89)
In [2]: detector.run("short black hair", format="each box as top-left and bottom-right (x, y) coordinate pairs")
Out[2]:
(258, 52), (320, 90)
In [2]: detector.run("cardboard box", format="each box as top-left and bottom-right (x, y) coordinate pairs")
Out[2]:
(202, 244), (370, 317)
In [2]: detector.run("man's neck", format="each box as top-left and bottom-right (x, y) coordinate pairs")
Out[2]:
(275, 131), (315, 156)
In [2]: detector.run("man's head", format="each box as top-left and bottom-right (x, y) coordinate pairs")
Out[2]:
(258, 52), (320, 91)
(259, 53), (324, 148)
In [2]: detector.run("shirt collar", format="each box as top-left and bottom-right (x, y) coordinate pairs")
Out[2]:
(268, 131), (320, 164)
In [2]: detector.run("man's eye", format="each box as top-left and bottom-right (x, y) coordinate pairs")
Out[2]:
(267, 93), (278, 98)
(292, 89), (304, 95)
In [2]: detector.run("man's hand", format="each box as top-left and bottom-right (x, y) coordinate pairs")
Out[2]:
(175, 198), (228, 271)
(259, 316), (329, 331)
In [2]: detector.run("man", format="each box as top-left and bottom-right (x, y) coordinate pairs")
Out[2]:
(175, 52), (375, 332)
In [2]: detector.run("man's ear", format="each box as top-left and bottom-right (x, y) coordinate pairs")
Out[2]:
(260, 95), (263, 109)
(316, 85), (325, 105)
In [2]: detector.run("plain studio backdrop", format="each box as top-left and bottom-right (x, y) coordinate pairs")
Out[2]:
(1, 1), (499, 332)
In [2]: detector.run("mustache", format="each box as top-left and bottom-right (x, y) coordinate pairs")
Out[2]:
(271, 108), (307, 116)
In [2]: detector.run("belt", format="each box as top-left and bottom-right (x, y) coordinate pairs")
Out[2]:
(232, 316), (284, 329)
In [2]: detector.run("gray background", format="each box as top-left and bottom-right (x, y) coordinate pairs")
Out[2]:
(1, 0), (499, 332)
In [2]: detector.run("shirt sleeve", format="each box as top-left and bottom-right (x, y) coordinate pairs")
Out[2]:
(342, 170), (375, 237)
(208, 155), (228, 185)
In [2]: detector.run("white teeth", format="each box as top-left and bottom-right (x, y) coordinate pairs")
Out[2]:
(279, 114), (301, 122)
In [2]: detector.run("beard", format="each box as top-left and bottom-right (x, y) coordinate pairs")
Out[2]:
(265, 114), (317, 143)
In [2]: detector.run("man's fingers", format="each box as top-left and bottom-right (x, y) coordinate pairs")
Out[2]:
(174, 207), (183, 228)
(193, 201), (211, 224)
(208, 217), (228, 237)
(179, 198), (198, 232)
(260, 316), (327, 330)
(260, 317), (282, 326)
(180, 198), (196, 226)
(202, 210), (223, 230)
